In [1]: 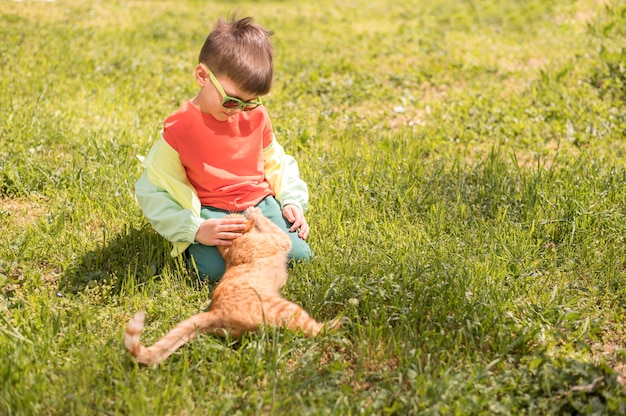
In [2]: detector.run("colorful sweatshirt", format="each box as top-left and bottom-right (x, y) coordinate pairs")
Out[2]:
(135, 101), (308, 256)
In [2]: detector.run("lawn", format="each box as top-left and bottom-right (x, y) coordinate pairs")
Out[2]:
(1, 0), (625, 414)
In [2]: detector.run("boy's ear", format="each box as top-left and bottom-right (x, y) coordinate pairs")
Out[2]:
(194, 64), (208, 86)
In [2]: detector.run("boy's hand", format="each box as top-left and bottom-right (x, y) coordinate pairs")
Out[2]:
(195, 218), (247, 246)
(283, 204), (309, 240)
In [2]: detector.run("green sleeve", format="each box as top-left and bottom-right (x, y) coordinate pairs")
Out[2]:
(135, 172), (203, 244)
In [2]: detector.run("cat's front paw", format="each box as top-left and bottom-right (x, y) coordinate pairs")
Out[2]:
(244, 206), (260, 219)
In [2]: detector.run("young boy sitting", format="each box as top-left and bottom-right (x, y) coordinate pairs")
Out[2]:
(135, 15), (312, 282)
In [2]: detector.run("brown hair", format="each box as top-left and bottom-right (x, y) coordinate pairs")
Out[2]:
(199, 16), (274, 95)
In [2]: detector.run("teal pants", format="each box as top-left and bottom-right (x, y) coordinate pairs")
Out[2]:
(186, 196), (313, 282)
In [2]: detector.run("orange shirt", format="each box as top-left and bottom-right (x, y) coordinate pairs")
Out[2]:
(162, 101), (274, 211)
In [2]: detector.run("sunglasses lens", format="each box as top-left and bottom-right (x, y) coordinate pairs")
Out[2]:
(222, 97), (260, 111)
(222, 99), (240, 109)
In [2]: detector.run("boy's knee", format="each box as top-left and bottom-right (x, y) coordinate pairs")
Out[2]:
(289, 239), (314, 263)
(186, 247), (225, 283)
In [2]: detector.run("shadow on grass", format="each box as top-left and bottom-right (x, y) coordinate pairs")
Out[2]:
(59, 223), (174, 294)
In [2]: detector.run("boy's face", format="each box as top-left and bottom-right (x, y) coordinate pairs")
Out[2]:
(193, 64), (260, 121)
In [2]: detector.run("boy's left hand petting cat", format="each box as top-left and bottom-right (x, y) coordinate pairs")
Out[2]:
(282, 204), (309, 240)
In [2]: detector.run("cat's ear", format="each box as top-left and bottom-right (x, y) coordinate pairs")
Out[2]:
(243, 219), (255, 233)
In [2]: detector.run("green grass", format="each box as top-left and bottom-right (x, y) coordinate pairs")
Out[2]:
(1, 0), (626, 414)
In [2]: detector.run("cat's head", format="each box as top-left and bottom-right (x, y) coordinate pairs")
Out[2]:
(216, 213), (256, 260)
(223, 213), (255, 238)
(217, 213), (255, 232)
(217, 211), (289, 265)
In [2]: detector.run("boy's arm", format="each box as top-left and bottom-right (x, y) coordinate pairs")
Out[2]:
(135, 172), (203, 244)
(263, 135), (309, 212)
(135, 136), (203, 247)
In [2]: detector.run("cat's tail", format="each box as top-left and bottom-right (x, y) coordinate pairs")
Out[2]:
(124, 311), (217, 366)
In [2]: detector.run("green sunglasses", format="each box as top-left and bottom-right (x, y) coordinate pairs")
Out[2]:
(203, 65), (263, 112)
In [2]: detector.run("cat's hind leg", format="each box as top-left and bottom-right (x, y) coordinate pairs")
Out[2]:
(263, 298), (337, 336)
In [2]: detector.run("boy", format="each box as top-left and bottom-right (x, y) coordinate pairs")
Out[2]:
(135, 16), (312, 282)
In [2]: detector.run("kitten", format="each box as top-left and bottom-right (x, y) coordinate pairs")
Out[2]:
(124, 206), (342, 365)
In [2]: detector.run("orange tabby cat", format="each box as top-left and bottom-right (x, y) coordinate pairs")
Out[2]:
(125, 206), (342, 365)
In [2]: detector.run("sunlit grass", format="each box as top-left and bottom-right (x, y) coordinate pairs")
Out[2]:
(1, 0), (625, 414)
